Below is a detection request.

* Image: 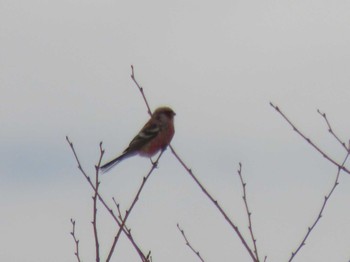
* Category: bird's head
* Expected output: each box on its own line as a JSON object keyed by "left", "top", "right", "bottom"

{"left": 153, "top": 107, "right": 176, "bottom": 123}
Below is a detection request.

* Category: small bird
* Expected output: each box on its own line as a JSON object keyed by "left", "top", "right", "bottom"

{"left": 100, "top": 106, "right": 176, "bottom": 173}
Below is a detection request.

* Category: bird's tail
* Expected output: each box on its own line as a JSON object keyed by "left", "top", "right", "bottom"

{"left": 99, "top": 152, "right": 129, "bottom": 174}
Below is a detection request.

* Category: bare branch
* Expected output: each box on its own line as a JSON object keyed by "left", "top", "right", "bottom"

{"left": 129, "top": 68, "right": 257, "bottom": 261}
{"left": 146, "top": 251, "right": 152, "bottom": 262}
{"left": 270, "top": 103, "right": 350, "bottom": 175}
{"left": 237, "top": 163, "right": 260, "bottom": 261}
{"left": 131, "top": 65, "right": 152, "bottom": 116}
{"left": 270, "top": 104, "right": 350, "bottom": 259}
{"left": 70, "top": 219, "right": 82, "bottom": 262}
{"left": 66, "top": 136, "right": 149, "bottom": 261}
{"left": 112, "top": 198, "right": 122, "bottom": 220}
{"left": 170, "top": 146, "right": 258, "bottom": 262}
{"left": 288, "top": 152, "right": 350, "bottom": 261}
{"left": 317, "top": 109, "right": 349, "bottom": 152}
{"left": 91, "top": 142, "right": 104, "bottom": 262}
{"left": 177, "top": 224, "right": 205, "bottom": 262}
{"left": 106, "top": 151, "right": 164, "bottom": 262}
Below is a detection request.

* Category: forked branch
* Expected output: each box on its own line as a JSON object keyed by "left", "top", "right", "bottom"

{"left": 171, "top": 147, "right": 258, "bottom": 261}
{"left": 106, "top": 151, "right": 164, "bottom": 262}
{"left": 66, "top": 136, "right": 150, "bottom": 261}
{"left": 270, "top": 103, "right": 350, "bottom": 175}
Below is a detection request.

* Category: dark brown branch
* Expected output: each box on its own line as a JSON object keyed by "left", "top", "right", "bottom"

{"left": 70, "top": 219, "right": 82, "bottom": 262}
{"left": 317, "top": 109, "right": 349, "bottom": 152}
{"left": 288, "top": 152, "right": 350, "bottom": 261}
{"left": 66, "top": 136, "right": 149, "bottom": 262}
{"left": 146, "top": 251, "right": 152, "bottom": 262}
{"left": 170, "top": 146, "right": 258, "bottom": 262}
{"left": 177, "top": 224, "right": 205, "bottom": 262}
{"left": 131, "top": 65, "right": 152, "bottom": 116}
{"left": 92, "top": 142, "right": 104, "bottom": 262}
{"left": 270, "top": 103, "right": 350, "bottom": 175}
{"left": 106, "top": 151, "right": 164, "bottom": 262}
{"left": 237, "top": 163, "right": 260, "bottom": 261}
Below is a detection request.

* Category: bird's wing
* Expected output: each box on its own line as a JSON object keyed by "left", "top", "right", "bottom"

{"left": 124, "top": 123, "right": 160, "bottom": 152}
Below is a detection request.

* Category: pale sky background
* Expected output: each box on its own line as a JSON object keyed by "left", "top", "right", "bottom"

{"left": 1, "top": 0, "right": 350, "bottom": 261}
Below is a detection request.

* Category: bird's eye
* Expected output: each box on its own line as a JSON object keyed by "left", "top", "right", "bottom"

{"left": 167, "top": 111, "right": 175, "bottom": 118}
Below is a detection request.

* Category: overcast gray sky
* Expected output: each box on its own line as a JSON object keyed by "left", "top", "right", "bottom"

{"left": 1, "top": 0, "right": 350, "bottom": 261}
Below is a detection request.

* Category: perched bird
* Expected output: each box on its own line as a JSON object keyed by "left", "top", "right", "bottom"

{"left": 100, "top": 106, "right": 176, "bottom": 173}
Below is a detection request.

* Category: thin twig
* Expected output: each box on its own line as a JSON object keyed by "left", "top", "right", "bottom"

{"left": 70, "top": 219, "right": 82, "bottom": 262}
{"left": 106, "top": 151, "right": 164, "bottom": 262}
{"left": 66, "top": 136, "right": 149, "bottom": 262}
{"left": 92, "top": 142, "right": 104, "bottom": 262}
{"left": 270, "top": 103, "right": 350, "bottom": 175}
{"left": 146, "top": 251, "right": 152, "bottom": 262}
{"left": 177, "top": 224, "right": 205, "bottom": 262}
{"left": 237, "top": 163, "right": 260, "bottom": 261}
{"left": 288, "top": 152, "right": 350, "bottom": 261}
{"left": 317, "top": 109, "right": 349, "bottom": 152}
{"left": 131, "top": 65, "right": 152, "bottom": 116}
{"left": 112, "top": 198, "right": 122, "bottom": 219}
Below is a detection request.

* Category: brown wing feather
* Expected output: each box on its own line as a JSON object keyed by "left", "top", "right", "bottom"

{"left": 124, "top": 123, "right": 160, "bottom": 153}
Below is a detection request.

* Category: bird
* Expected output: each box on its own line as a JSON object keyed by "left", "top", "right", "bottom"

{"left": 100, "top": 106, "right": 176, "bottom": 173}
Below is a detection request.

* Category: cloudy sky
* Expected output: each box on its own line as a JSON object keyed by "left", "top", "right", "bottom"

{"left": 1, "top": 0, "right": 350, "bottom": 261}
